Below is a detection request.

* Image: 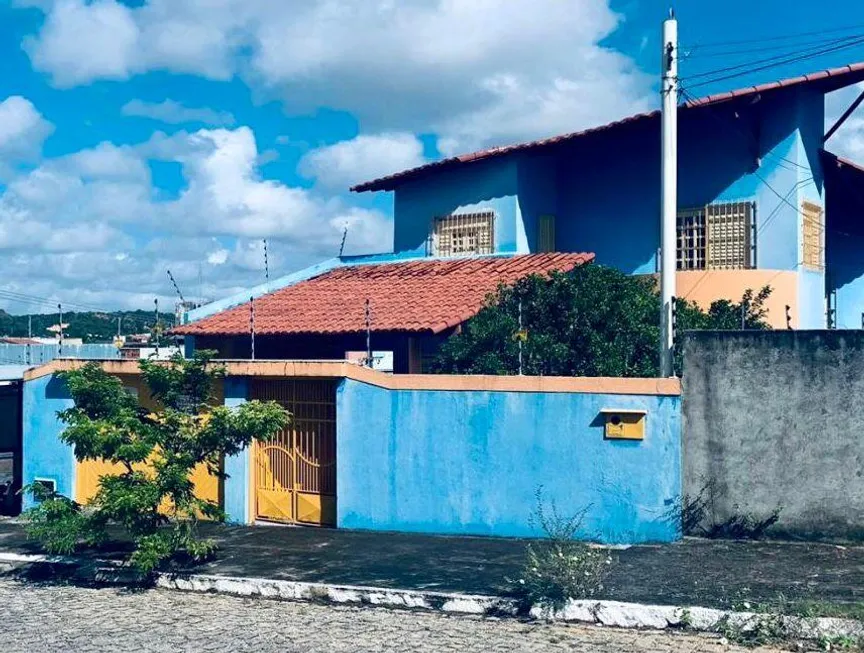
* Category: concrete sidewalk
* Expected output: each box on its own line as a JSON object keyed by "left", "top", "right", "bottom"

{"left": 1, "top": 521, "right": 862, "bottom": 611}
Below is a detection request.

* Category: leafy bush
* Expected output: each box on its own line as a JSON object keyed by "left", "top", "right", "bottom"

{"left": 432, "top": 263, "right": 772, "bottom": 377}
{"left": 24, "top": 351, "right": 290, "bottom": 573}
{"left": 511, "top": 490, "right": 613, "bottom": 612}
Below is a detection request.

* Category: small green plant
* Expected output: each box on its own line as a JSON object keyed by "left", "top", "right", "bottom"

{"left": 817, "top": 634, "right": 864, "bottom": 651}
{"left": 510, "top": 488, "right": 613, "bottom": 612}
{"left": 24, "top": 351, "right": 290, "bottom": 573}
{"left": 715, "top": 612, "right": 790, "bottom": 648}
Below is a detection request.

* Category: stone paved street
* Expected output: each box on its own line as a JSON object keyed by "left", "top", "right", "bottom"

{"left": 0, "top": 579, "right": 787, "bottom": 653}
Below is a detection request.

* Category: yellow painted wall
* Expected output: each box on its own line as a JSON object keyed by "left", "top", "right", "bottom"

{"left": 675, "top": 270, "right": 798, "bottom": 329}
{"left": 74, "top": 374, "right": 223, "bottom": 509}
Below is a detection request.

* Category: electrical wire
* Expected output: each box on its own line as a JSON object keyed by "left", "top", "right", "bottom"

{"left": 681, "top": 22, "right": 864, "bottom": 50}
{"left": 684, "top": 33, "right": 864, "bottom": 59}
{"left": 684, "top": 36, "right": 864, "bottom": 90}
{"left": 682, "top": 34, "right": 864, "bottom": 81}
{"left": 0, "top": 289, "right": 110, "bottom": 313}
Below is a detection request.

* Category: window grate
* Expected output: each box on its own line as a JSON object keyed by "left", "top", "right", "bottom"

{"left": 706, "top": 201, "right": 754, "bottom": 270}
{"left": 677, "top": 208, "right": 707, "bottom": 271}
{"left": 429, "top": 211, "right": 495, "bottom": 257}
{"left": 802, "top": 200, "right": 825, "bottom": 271}
{"left": 677, "top": 201, "right": 754, "bottom": 271}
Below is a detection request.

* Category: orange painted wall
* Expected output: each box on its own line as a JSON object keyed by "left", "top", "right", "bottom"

{"left": 675, "top": 270, "right": 799, "bottom": 328}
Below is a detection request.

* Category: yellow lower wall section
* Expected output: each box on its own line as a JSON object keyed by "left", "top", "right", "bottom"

{"left": 74, "top": 373, "right": 223, "bottom": 510}
{"left": 675, "top": 270, "right": 799, "bottom": 329}
{"left": 75, "top": 458, "right": 220, "bottom": 508}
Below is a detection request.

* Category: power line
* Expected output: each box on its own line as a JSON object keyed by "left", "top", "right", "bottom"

{"left": 684, "top": 33, "right": 864, "bottom": 59}
{"left": 682, "top": 34, "right": 864, "bottom": 81}
{"left": 0, "top": 288, "right": 110, "bottom": 313}
{"left": 684, "top": 36, "right": 864, "bottom": 89}
{"left": 681, "top": 22, "right": 864, "bottom": 50}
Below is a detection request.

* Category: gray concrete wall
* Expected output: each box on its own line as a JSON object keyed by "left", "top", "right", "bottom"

{"left": 683, "top": 330, "right": 864, "bottom": 540}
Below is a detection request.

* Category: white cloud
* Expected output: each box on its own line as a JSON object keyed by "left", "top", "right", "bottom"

{"left": 122, "top": 99, "right": 235, "bottom": 126}
{"left": 825, "top": 83, "right": 864, "bottom": 162}
{"left": 300, "top": 132, "right": 426, "bottom": 189}
{"left": 0, "top": 96, "right": 53, "bottom": 176}
{"left": 24, "top": 0, "right": 140, "bottom": 86}
{"left": 20, "top": 0, "right": 652, "bottom": 154}
{"left": 0, "top": 116, "right": 392, "bottom": 312}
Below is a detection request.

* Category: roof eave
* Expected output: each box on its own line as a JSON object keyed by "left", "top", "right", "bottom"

{"left": 351, "top": 62, "right": 864, "bottom": 194}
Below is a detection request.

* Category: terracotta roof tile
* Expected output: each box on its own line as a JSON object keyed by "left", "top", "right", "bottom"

{"left": 174, "top": 253, "right": 594, "bottom": 337}
{"left": 352, "top": 62, "right": 864, "bottom": 193}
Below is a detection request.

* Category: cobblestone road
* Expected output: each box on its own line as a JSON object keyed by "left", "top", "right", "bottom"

{"left": 0, "top": 579, "right": 784, "bottom": 652}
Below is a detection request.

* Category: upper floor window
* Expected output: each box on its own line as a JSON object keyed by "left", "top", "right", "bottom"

{"left": 802, "top": 200, "right": 825, "bottom": 271}
{"left": 429, "top": 211, "right": 495, "bottom": 257}
{"left": 537, "top": 215, "right": 556, "bottom": 253}
{"left": 677, "top": 201, "right": 755, "bottom": 271}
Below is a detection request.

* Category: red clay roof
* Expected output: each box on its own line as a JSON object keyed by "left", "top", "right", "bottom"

{"left": 174, "top": 253, "right": 594, "bottom": 337}
{"left": 352, "top": 62, "right": 864, "bottom": 193}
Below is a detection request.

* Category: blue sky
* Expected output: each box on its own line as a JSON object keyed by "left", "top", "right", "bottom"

{"left": 0, "top": 0, "right": 863, "bottom": 314}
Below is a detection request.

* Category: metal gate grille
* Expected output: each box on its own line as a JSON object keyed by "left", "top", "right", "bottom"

{"left": 251, "top": 379, "right": 337, "bottom": 526}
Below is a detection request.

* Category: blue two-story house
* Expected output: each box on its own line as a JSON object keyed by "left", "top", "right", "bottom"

{"left": 350, "top": 62, "right": 864, "bottom": 331}
{"left": 180, "top": 62, "right": 864, "bottom": 369}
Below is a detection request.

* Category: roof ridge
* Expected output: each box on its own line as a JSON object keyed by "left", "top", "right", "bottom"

{"left": 352, "top": 62, "right": 864, "bottom": 193}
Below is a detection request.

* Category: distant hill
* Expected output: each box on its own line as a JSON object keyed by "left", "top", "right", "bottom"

{"left": 0, "top": 310, "right": 176, "bottom": 344}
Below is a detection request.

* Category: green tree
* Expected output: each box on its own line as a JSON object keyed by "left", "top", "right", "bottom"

{"left": 24, "top": 351, "right": 290, "bottom": 572}
{"left": 433, "top": 264, "right": 771, "bottom": 377}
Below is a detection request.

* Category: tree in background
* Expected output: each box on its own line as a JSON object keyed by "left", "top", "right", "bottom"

{"left": 432, "top": 264, "right": 771, "bottom": 377}
{"left": 25, "top": 351, "right": 289, "bottom": 572}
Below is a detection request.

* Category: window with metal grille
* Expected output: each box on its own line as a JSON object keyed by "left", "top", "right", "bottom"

{"left": 677, "top": 201, "right": 755, "bottom": 271}
{"left": 429, "top": 211, "right": 495, "bottom": 257}
{"left": 537, "top": 215, "right": 556, "bottom": 252}
{"left": 802, "top": 200, "right": 824, "bottom": 271}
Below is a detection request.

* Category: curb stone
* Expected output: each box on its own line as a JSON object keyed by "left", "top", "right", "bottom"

{"left": 1, "top": 552, "right": 862, "bottom": 642}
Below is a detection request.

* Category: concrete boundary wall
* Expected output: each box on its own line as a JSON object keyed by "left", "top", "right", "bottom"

{"left": 683, "top": 330, "right": 864, "bottom": 539}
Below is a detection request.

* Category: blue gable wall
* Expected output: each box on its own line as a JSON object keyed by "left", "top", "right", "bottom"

{"left": 337, "top": 378, "right": 681, "bottom": 544}
{"left": 393, "top": 158, "right": 519, "bottom": 256}
{"left": 22, "top": 374, "right": 75, "bottom": 510}
{"left": 552, "top": 90, "right": 813, "bottom": 275}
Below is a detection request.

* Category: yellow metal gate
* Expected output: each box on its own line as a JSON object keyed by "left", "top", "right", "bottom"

{"left": 251, "top": 379, "right": 337, "bottom": 527}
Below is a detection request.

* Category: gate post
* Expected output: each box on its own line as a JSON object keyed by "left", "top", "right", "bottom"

{"left": 223, "top": 376, "right": 252, "bottom": 524}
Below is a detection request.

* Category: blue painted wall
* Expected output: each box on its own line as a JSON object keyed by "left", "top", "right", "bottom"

{"left": 553, "top": 91, "right": 811, "bottom": 275}
{"left": 223, "top": 377, "right": 250, "bottom": 524}
{"left": 517, "top": 154, "right": 559, "bottom": 253}
{"left": 829, "top": 234, "right": 864, "bottom": 329}
{"left": 799, "top": 269, "right": 827, "bottom": 329}
{"left": 393, "top": 158, "right": 519, "bottom": 256}
{"left": 336, "top": 379, "right": 681, "bottom": 543}
{"left": 21, "top": 374, "right": 75, "bottom": 510}
{"left": 826, "top": 158, "right": 864, "bottom": 329}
